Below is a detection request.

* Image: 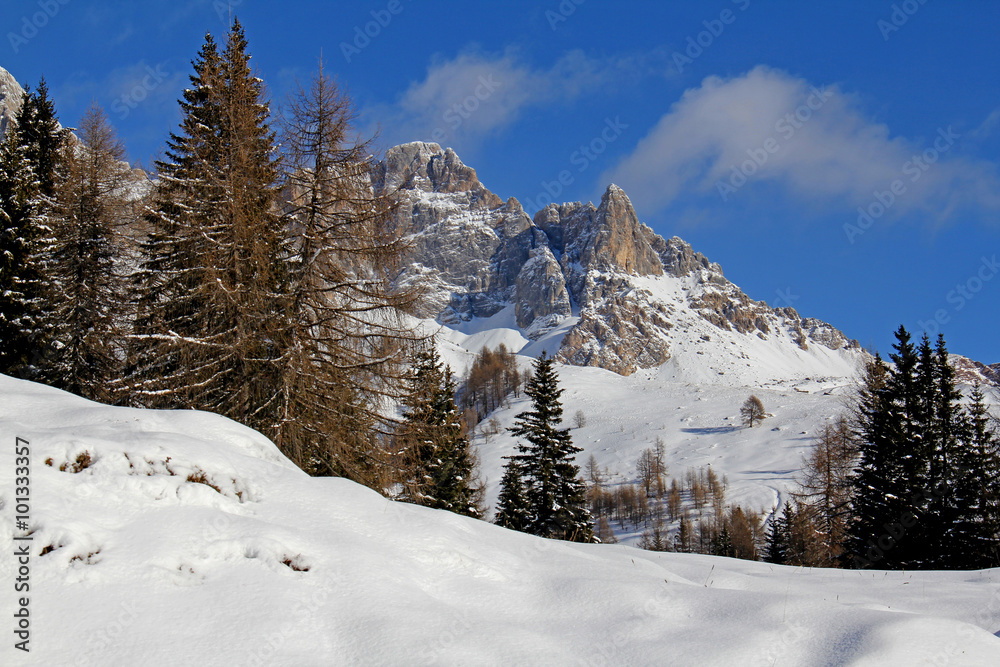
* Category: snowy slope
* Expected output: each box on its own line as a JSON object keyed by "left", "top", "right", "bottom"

{"left": 5, "top": 377, "right": 999, "bottom": 666}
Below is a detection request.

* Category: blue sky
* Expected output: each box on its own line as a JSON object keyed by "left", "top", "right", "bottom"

{"left": 3, "top": 0, "right": 999, "bottom": 362}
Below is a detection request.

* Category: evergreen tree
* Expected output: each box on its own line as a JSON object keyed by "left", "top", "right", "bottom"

{"left": 508, "top": 352, "right": 593, "bottom": 542}
{"left": 954, "top": 384, "right": 1000, "bottom": 568}
{"left": 131, "top": 21, "right": 286, "bottom": 436}
{"left": 37, "top": 104, "right": 132, "bottom": 402}
{"left": 765, "top": 501, "right": 793, "bottom": 564}
{"left": 396, "top": 345, "right": 482, "bottom": 518}
{"left": 0, "top": 102, "right": 42, "bottom": 376}
{"left": 919, "top": 335, "right": 966, "bottom": 566}
{"left": 849, "top": 329, "right": 924, "bottom": 568}
{"left": 712, "top": 525, "right": 734, "bottom": 558}
{"left": 0, "top": 82, "right": 67, "bottom": 379}
{"left": 494, "top": 459, "right": 531, "bottom": 532}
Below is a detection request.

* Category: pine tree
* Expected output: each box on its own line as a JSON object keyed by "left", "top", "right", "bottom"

{"left": 131, "top": 21, "right": 286, "bottom": 436}
{"left": 765, "top": 501, "right": 793, "bottom": 564}
{"left": 508, "top": 352, "right": 593, "bottom": 542}
{"left": 494, "top": 459, "right": 531, "bottom": 532}
{"left": 0, "top": 82, "right": 67, "bottom": 379}
{"left": 37, "top": 104, "right": 132, "bottom": 402}
{"left": 849, "top": 328, "right": 924, "bottom": 569}
{"left": 954, "top": 384, "right": 1000, "bottom": 568}
{"left": 0, "top": 102, "right": 41, "bottom": 376}
{"left": 396, "top": 345, "right": 482, "bottom": 518}
{"left": 274, "top": 59, "right": 417, "bottom": 483}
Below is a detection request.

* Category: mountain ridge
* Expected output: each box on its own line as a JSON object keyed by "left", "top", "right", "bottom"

{"left": 381, "top": 141, "right": 864, "bottom": 378}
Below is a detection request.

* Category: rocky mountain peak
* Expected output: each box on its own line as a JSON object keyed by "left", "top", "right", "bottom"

{"left": 381, "top": 143, "right": 863, "bottom": 376}
{"left": 380, "top": 141, "right": 501, "bottom": 210}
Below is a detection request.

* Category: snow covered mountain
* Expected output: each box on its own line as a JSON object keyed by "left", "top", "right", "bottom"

{"left": 380, "top": 141, "right": 863, "bottom": 379}
{"left": 380, "top": 142, "right": 1000, "bottom": 533}
{"left": 3, "top": 375, "right": 999, "bottom": 665}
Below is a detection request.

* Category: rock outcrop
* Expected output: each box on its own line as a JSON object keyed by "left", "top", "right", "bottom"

{"left": 0, "top": 65, "right": 25, "bottom": 138}
{"left": 380, "top": 141, "right": 861, "bottom": 376}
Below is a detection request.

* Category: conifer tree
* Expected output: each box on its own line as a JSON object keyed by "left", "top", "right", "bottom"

{"left": 0, "top": 82, "right": 67, "bottom": 379}
{"left": 131, "top": 21, "right": 286, "bottom": 436}
{"left": 919, "top": 335, "right": 966, "bottom": 566}
{"left": 954, "top": 384, "right": 1000, "bottom": 568}
{"left": 765, "top": 502, "right": 793, "bottom": 564}
{"left": 494, "top": 459, "right": 531, "bottom": 532}
{"left": 274, "top": 59, "right": 416, "bottom": 483}
{"left": 793, "top": 416, "right": 856, "bottom": 566}
{"left": 0, "top": 100, "right": 42, "bottom": 376}
{"left": 849, "top": 329, "right": 922, "bottom": 569}
{"left": 508, "top": 352, "right": 593, "bottom": 542}
{"left": 396, "top": 344, "right": 483, "bottom": 517}
{"left": 38, "top": 104, "right": 132, "bottom": 402}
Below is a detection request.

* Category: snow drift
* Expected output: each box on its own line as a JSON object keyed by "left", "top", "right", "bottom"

{"left": 1, "top": 374, "right": 998, "bottom": 666}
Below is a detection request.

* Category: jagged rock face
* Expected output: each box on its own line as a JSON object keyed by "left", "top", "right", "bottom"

{"left": 515, "top": 246, "right": 571, "bottom": 333}
{"left": 951, "top": 356, "right": 1000, "bottom": 389}
{"left": 384, "top": 143, "right": 564, "bottom": 327}
{"left": 381, "top": 142, "right": 862, "bottom": 376}
{"left": 557, "top": 288, "right": 673, "bottom": 375}
{"left": 0, "top": 65, "right": 25, "bottom": 138}
{"left": 650, "top": 234, "right": 722, "bottom": 278}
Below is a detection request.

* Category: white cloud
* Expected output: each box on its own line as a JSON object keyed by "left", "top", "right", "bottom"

{"left": 367, "top": 48, "right": 654, "bottom": 151}
{"left": 602, "top": 65, "right": 1000, "bottom": 221}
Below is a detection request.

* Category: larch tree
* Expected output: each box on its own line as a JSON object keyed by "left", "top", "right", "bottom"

{"left": 275, "top": 59, "right": 417, "bottom": 484}
{"left": 740, "top": 395, "right": 765, "bottom": 428}
{"left": 37, "top": 104, "right": 132, "bottom": 402}
{"left": 792, "top": 416, "right": 856, "bottom": 567}
{"left": 131, "top": 20, "right": 287, "bottom": 437}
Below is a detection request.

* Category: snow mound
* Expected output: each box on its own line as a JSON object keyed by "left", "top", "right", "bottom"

{"left": 2, "top": 375, "right": 998, "bottom": 665}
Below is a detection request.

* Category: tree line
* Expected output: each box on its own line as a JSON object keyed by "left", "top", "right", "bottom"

{"left": 769, "top": 326, "right": 1000, "bottom": 570}
{"left": 0, "top": 20, "right": 487, "bottom": 518}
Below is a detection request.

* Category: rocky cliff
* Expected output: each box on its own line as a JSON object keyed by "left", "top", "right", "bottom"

{"left": 380, "top": 142, "right": 862, "bottom": 376}
{"left": 0, "top": 65, "right": 24, "bottom": 138}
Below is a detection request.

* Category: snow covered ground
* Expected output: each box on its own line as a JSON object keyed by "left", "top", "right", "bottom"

{"left": 430, "top": 303, "right": 999, "bottom": 548}
{"left": 2, "top": 374, "right": 999, "bottom": 665}
{"left": 432, "top": 310, "right": 864, "bottom": 535}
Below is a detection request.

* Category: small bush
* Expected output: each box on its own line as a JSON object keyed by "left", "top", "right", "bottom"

{"left": 186, "top": 470, "right": 222, "bottom": 493}
{"left": 60, "top": 451, "right": 93, "bottom": 473}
